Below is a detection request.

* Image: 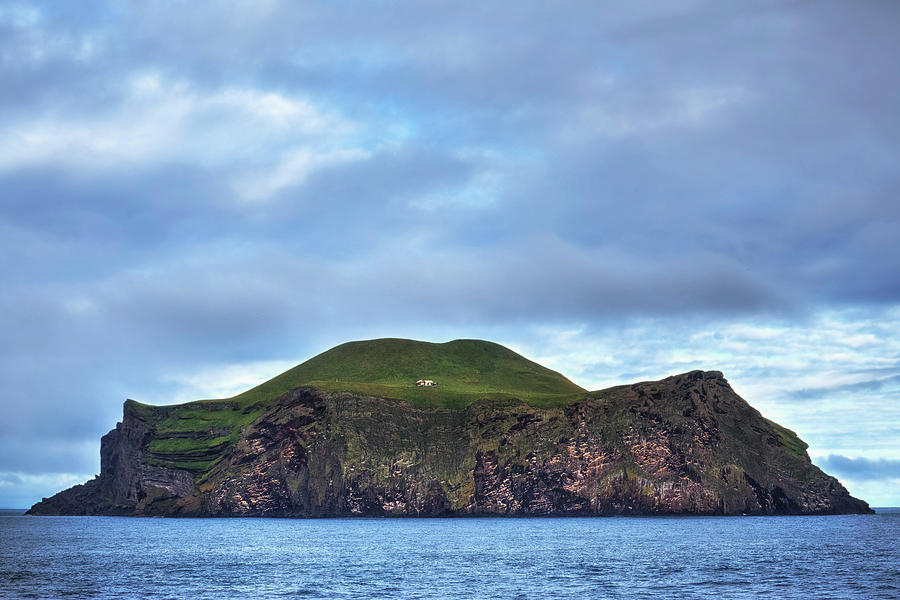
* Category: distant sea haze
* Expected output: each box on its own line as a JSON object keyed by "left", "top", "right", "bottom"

{"left": 2, "top": 510, "right": 898, "bottom": 599}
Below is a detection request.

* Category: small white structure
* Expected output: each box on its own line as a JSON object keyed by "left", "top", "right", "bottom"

{"left": 415, "top": 379, "right": 437, "bottom": 386}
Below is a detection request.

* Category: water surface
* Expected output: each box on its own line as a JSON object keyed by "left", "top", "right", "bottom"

{"left": 2, "top": 509, "right": 898, "bottom": 599}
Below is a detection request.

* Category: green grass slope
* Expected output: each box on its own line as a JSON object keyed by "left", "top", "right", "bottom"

{"left": 133, "top": 339, "right": 587, "bottom": 474}
{"left": 234, "top": 338, "right": 586, "bottom": 409}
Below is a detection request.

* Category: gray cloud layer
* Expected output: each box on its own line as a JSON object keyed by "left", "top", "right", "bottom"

{"left": 815, "top": 455, "right": 900, "bottom": 482}
{"left": 791, "top": 374, "right": 900, "bottom": 401}
{"left": 2, "top": 1, "right": 899, "bottom": 505}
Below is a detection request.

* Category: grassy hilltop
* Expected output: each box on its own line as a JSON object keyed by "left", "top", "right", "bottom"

{"left": 132, "top": 338, "right": 587, "bottom": 474}
{"left": 233, "top": 338, "right": 586, "bottom": 408}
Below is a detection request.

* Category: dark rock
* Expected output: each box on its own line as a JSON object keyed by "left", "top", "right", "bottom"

{"left": 28, "top": 374, "right": 873, "bottom": 517}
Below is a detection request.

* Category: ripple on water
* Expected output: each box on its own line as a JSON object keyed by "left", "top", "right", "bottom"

{"left": 0, "top": 513, "right": 898, "bottom": 599}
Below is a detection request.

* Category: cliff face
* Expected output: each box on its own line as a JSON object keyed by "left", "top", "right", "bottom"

{"left": 28, "top": 370, "right": 871, "bottom": 516}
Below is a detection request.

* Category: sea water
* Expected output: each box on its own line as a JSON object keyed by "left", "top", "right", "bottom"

{"left": 1, "top": 509, "right": 898, "bottom": 599}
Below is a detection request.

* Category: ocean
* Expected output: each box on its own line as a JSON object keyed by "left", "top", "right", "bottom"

{"left": 2, "top": 509, "right": 898, "bottom": 599}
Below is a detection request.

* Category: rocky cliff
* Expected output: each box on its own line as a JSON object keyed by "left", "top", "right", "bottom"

{"left": 28, "top": 368, "right": 871, "bottom": 516}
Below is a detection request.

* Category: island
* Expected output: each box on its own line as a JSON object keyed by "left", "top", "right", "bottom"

{"left": 28, "top": 338, "right": 872, "bottom": 516}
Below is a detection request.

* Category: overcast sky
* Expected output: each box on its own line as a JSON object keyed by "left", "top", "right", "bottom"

{"left": 2, "top": 1, "right": 899, "bottom": 508}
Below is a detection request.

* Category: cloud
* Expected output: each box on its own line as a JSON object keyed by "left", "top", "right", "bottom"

{"left": 1, "top": 0, "right": 900, "bottom": 507}
{"left": 158, "top": 360, "right": 297, "bottom": 405}
{"left": 565, "top": 84, "right": 750, "bottom": 141}
{"left": 0, "top": 473, "right": 23, "bottom": 485}
{"left": 0, "top": 71, "right": 358, "bottom": 174}
{"left": 813, "top": 455, "right": 900, "bottom": 482}
{"left": 0, "top": 437, "right": 99, "bottom": 474}
{"left": 790, "top": 375, "right": 900, "bottom": 400}
{"left": 233, "top": 147, "right": 370, "bottom": 202}
{"left": 0, "top": 471, "right": 95, "bottom": 509}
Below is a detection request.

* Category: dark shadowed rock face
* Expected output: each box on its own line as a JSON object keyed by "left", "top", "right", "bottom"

{"left": 28, "top": 371, "right": 872, "bottom": 516}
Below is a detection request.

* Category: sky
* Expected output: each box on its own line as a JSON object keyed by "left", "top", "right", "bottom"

{"left": 1, "top": 0, "right": 899, "bottom": 508}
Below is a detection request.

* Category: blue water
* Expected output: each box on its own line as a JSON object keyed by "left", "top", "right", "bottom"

{"left": 2, "top": 510, "right": 898, "bottom": 599}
